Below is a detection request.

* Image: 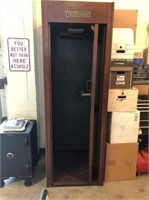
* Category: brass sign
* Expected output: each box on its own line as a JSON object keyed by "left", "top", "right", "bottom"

{"left": 65, "top": 11, "right": 91, "bottom": 18}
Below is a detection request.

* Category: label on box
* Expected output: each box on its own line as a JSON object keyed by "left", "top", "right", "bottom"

{"left": 117, "top": 75, "right": 125, "bottom": 81}
{"left": 116, "top": 75, "right": 125, "bottom": 85}
{"left": 116, "top": 81, "right": 125, "bottom": 85}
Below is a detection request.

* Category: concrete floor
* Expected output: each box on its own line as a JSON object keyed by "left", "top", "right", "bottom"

{"left": 0, "top": 154, "right": 149, "bottom": 200}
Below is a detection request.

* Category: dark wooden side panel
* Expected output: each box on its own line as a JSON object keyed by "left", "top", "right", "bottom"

{"left": 42, "top": 16, "right": 53, "bottom": 186}
{"left": 97, "top": 11, "right": 114, "bottom": 185}
{"left": 89, "top": 24, "right": 99, "bottom": 183}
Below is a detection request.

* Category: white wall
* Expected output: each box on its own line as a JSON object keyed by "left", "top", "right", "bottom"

{"left": 0, "top": 0, "right": 37, "bottom": 119}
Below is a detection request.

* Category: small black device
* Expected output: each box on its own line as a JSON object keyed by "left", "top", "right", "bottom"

{"left": 133, "top": 64, "right": 149, "bottom": 84}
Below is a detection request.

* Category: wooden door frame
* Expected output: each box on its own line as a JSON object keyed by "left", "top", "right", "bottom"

{"left": 42, "top": 0, "right": 114, "bottom": 187}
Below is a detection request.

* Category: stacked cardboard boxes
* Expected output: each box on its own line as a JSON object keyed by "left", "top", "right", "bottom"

{"left": 105, "top": 87, "right": 139, "bottom": 181}
{"left": 105, "top": 15, "right": 140, "bottom": 181}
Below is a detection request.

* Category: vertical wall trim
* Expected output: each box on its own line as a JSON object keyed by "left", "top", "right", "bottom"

{"left": 32, "top": 0, "right": 45, "bottom": 148}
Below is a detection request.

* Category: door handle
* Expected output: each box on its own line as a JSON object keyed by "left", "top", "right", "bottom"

{"left": 80, "top": 93, "right": 91, "bottom": 96}
{"left": 78, "top": 80, "right": 91, "bottom": 97}
{"left": 78, "top": 88, "right": 91, "bottom": 97}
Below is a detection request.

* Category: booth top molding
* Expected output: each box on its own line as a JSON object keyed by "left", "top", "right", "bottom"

{"left": 42, "top": 1, "right": 114, "bottom": 24}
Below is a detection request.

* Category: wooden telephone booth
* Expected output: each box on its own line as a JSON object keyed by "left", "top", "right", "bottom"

{"left": 42, "top": 0, "right": 114, "bottom": 187}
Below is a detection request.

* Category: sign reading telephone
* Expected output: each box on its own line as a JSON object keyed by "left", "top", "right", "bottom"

{"left": 7, "top": 38, "right": 30, "bottom": 72}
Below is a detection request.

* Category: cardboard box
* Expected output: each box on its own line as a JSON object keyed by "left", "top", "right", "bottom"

{"left": 108, "top": 88, "right": 138, "bottom": 112}
{"left": 105, "top": 143, "right": 138, "bottom": 181}
{"left": 107, "top": 110, "right": 140, "bottom": 143}
{"left": 110, "top": 66, "right": 133, "bottom": 89}
{"left": 113, "top": 10, "right": 138, "bottom": 42}
{"left": 134, "top": 85, "right": 149, "bottom": 95}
